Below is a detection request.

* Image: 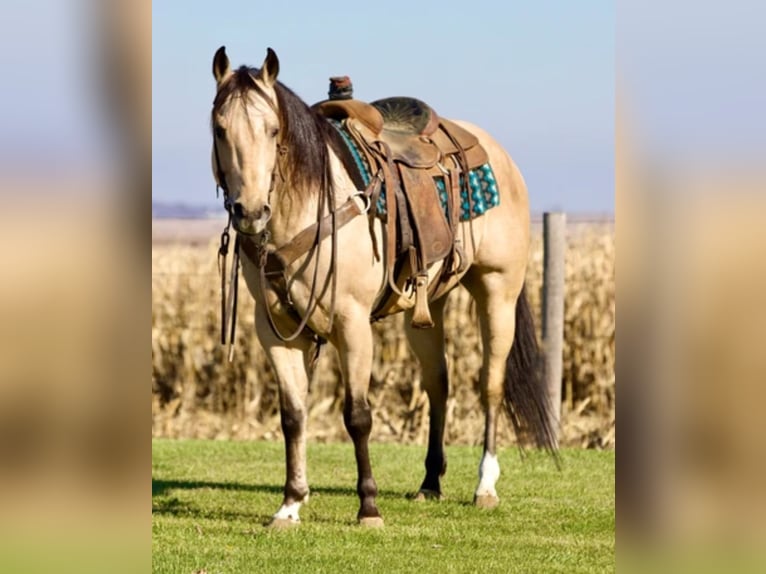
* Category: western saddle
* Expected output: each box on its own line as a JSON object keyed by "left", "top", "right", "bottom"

{"left": 314, "top": 94, "right": 490, "bottom": 328}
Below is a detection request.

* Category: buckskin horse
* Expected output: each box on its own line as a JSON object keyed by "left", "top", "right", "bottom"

{"left": 210, "top": 47, "right": 557, "bottom": 527}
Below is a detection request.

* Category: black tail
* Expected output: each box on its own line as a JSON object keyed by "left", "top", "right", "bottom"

{"left": 505, "top": 284, "right": 561, "bottom": 463}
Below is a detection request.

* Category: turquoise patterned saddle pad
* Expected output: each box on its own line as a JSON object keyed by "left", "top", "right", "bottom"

{"left": 330, "top": 119, "right": 500, "bottom": 222}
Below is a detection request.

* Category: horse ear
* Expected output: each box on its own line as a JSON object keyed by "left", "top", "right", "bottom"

{"left": 213, "top": 46, "right": 231, "bottom": 85}
{"left": 258, "top": 47, "right": 280, "bottom": 87}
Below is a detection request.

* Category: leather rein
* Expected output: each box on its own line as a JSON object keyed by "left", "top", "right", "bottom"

{"left": 214, "top": 111, "right": 378, "bottom": 358}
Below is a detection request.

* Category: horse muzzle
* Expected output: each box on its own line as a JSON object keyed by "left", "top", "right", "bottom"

{"left": 231, "top": 201, "right": 272, "bottom": 235}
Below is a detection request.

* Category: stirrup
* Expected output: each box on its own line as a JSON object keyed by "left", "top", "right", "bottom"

{"left": 411, "top": 272, "right": 434, "bottom": 329}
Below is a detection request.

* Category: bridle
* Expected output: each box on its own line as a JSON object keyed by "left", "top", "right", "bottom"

{"left": 212, "top": 85, "right": 285, "bottom": 219}
{"left": 213, "top": 82, "right": 377, "bottom": 358}
{"left": 212, "top": 84, "right": 287, "bottom": 358}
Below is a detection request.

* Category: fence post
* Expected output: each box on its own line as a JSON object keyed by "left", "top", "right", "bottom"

{"left": 542, "top": 212, "right": 566, "bottom": 445}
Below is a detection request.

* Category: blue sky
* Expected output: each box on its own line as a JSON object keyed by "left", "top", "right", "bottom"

{"left": 153, "top": 0, "right": 614, "bottom": 213}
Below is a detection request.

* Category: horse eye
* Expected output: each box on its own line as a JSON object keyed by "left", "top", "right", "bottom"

{"left": 269, "top": 127, "right": 279, "bottom": 139}
{"left": 214, "top": 125, "right": 226, "bottom": 139}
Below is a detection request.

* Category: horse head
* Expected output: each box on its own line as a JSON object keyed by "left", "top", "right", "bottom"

{"left": 211, "top": 46, "right": 282, "bottom": 235}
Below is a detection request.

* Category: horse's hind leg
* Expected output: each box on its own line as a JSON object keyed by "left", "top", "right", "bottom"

{"left": 405, "top": 297, "right": 449, "bottom": 500}
{"left": 255, "top": 312, "right": 313, "bottom": 527}
{"left": 462, "top": 269, "right": 521, "bottom": 508}
{"left": 335, "top": 307, "right": 383, "bottom": 526}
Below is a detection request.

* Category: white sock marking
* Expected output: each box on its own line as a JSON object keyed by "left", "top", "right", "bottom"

{"left": 475, "top": 452, "right": 500, "bottom": 497}
{"left": 273, "top": 501, "right": 302, "bottom": 522}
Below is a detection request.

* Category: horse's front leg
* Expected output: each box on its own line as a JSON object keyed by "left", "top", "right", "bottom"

{"left": 335, "top": 308, "right": 383, "bottom": 526}
{"left": 255, "top": 310, "right": 313, "bottom": 527}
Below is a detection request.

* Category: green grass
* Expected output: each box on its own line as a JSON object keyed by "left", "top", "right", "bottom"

{"left": 152, "top": 440, "right": 614, "bottom": 573}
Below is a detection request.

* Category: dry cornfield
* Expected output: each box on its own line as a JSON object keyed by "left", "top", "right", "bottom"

{"left": 152, "top": 221, "right": 614, "bottom": 448}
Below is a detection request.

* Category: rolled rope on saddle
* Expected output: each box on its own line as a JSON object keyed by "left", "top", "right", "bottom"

{"left": 328, "top": 76, "right": 353, "bottom": 100}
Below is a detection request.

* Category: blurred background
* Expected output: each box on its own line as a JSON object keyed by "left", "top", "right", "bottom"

{"left": 618, "top": 1, "right": 766, "bottom": 571}
{"left": 0, "top": 0, "right": 149, "bottom": 572}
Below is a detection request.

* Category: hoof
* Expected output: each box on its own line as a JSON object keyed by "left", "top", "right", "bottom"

{"left": 266, "top": 517, "right": 300, "bottom": 529}
{"left": 358, "top": 516, "right": 384, "bottom": 528}
{"left": 414, "top": 489, "right": 442, "bottom": 502}
{"left": 473, "top": 494, "right": 500, "bottom": 509}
